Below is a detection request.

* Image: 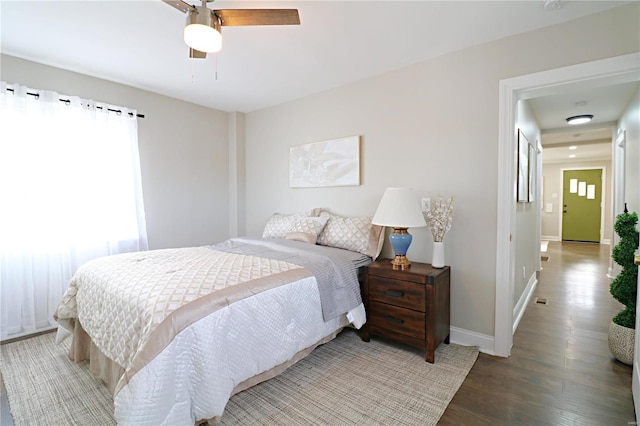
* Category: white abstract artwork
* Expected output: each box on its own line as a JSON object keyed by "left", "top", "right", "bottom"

{"left": 289, "top": 135, "right": 360, "bottom": 188}
{"left": 517, "top": 129, "right": 529, "bottom": 202}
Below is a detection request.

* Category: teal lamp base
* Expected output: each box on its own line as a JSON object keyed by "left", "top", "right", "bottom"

{"left": 389, "top": 227, "right": 413, "bottom": 270}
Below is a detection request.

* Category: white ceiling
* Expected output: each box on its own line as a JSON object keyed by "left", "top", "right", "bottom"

{"left": 0, "top": 0, "right": 632, "bottom": 113}
{"left": 531, "top": 80, "right": 639, "bottom": 163}
{"left": 531, "top": 81, "right": 638, "bottom": 135}
{"left": 542, "top": 142, "right": 613, "bottom": 163}
{"left": 2, "top": 1, "right": 636, "bottom": 164}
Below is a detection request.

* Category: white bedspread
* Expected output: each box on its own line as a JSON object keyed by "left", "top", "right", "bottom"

{"left": 54, "top": 239, "right": 368, "bottom": 425}
{"left": 56, "top": 247, "right": 305, "bottom": 374}
{"left": 116, "top": 276, "right": 361, "bottom": 424}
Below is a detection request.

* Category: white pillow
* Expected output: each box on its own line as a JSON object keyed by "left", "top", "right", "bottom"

{"left": 316, "top": 211, "right": 384, "bottom": 258}
{"left": 285, "top": 216, "right": 329, "bottom": 244}
{"left": 262, "top": 209, "right": 321, "bottom": 239}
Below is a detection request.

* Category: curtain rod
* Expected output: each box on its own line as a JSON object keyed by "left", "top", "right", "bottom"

{"left": 5, "top": 88, "right": 145, "bottom": 118}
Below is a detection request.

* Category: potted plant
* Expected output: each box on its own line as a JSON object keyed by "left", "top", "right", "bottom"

{"left": 608, "top": 207, "right": 639, "bottom": 365}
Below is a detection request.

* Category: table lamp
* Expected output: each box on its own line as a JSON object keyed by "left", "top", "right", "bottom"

{"left": 371, "top": 187, "right": 426, "bottom": 270}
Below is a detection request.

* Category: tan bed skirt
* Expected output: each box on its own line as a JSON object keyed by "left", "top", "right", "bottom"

{"left": 68, "top": 319, "right": 344, "bottom": 422}
{"left": 68, "top": 320, "right": 125, "bottom": 396}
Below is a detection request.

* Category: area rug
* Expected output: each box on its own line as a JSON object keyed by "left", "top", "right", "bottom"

{"left": 1, "top": 329, "right": 478, "bottom": 425}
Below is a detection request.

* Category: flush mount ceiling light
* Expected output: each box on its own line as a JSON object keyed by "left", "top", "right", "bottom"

{"left": 566, "top": 114, "right": 594, "bottom": 125}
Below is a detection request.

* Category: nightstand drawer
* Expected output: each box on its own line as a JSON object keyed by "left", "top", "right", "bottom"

{"left": 369, "top": 276, "right": 425, "bottom": 311}
{"left": 367, "top": 301, "right": 425, "bottom": 340}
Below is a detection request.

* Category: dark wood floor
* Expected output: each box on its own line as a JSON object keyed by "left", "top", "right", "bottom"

{"left": 439, "top": 241, "right": 635, "bottom": 425}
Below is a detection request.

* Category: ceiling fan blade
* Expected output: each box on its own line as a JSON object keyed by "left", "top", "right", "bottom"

{"left": 162, "top": 0, "right": 195, "bottom": 14}
{"left": 214, "top": 9, "right": 300, "bottom": 26}
{"left": 189, "top": 48, "right": 207, "bottom": 59}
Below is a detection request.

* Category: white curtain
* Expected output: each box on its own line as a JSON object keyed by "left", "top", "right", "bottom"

{"left": 0, "top": 82, "right": 148, "bottom": 340}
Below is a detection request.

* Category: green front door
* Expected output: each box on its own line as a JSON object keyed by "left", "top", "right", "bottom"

{"left": 562, "top": 169, "right": 602, "bottom": 242}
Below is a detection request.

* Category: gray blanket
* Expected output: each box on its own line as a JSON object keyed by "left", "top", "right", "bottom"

{"left": 210, "top": 237, "right": 369, "bottom": 322}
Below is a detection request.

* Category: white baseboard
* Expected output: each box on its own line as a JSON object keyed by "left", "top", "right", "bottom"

{"left": 1, "top": 325, "right": 56, "bottom": 342}
{"left": 513, "top": 274, "right": 538, "bottom": 334}
{"left": 541, "top": 236, "right": 611, "bottom": 245}
{"left": 450, "top": 326, "right": 496, "bottom": 356}
{"left": 608, "top": 263, "right": 621, "bottom": 280}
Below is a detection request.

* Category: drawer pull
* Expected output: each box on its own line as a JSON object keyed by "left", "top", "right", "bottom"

{"left": 384, "top": 315, "right": 404, "bottom": 325}
{"left": 384, "top": 289, "right": 404, "bottom": 298}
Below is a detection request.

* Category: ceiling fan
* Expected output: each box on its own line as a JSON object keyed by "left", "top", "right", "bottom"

{"left": 162, "top": 0, "right": 300, "bottom": 58}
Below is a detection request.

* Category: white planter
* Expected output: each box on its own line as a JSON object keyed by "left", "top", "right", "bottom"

{"left": 608, "top": 321, "right": 635, "bottom": 365}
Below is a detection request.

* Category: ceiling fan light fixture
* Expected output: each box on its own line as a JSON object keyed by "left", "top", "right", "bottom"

{"left": 566, "top": 114, "right": 593, "bottom": 125}
{"left": 184, "top": 7, "right": 222, "bottom": 53}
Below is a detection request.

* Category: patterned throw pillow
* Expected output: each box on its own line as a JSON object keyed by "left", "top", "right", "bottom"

{"left": 285, "top": 216, "right": 329, "bottom": 244}
{"left": 316, "top": 211, "right": 384, "bottom": 258}
{"left": 262, "top": 209, "right": 321, "bottom": 239}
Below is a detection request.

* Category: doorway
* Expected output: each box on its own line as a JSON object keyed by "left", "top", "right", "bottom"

{"left": 561, "top": 169, "right": 603, "bottom": 242}
{"left": 494, "top": 52, "right": 639, "bottom": 357}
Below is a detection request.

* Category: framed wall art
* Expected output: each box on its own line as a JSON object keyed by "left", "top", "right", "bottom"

{"left": 517, "top": 129, "right": 529, "bottom": 202}
{"left": 289, "top": 135, "right": 360, "bottom": 188}
{"left": 528, "top": 141, "right": 536, "bottom": 202}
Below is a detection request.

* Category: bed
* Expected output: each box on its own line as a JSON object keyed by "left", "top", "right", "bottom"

{"left": 54, "top": 211, "right": 383, "bottom": 425}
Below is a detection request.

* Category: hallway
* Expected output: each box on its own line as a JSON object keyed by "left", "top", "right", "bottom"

{"left": 440, "top": 242, "right": 635, "bottom": 424}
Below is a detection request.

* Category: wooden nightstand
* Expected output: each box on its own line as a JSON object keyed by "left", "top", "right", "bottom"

{"left": 359, "top": 259, "right": 450, "bottom": 363}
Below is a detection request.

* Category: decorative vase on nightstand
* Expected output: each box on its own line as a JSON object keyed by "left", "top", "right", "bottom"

{"left": 432, "top": 241, "right": 445, "bottom": 268}
{"left": 425, "top": 195, "right": 454, "bottom": 269}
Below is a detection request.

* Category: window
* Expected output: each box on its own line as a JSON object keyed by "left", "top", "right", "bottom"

{"left": 0, "top": 82, "right": 148, "bottom": 340}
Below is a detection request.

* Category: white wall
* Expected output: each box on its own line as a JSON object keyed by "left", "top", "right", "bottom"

{"left": 541, "top": 159, "right": 613, "bottom": 241}
{"left": 514, "top": 100, "right": 540, "bottom": 308}
{"left": 619, "top": 86, "right": 640, "bottom": 425}
{"left": 0, "top": 55, "right": 231, "bottom": 250}
{"left": 229, "top": 112, "right": 246, "bottom": 237}
{"left": 243, "top": 4, "right": 640, "bottom": 339}
{"left": 619, "top": 87, "right": 640, "bottom": 213}
{"left": 608, "top": 87, "right": 639, "bottom": 278}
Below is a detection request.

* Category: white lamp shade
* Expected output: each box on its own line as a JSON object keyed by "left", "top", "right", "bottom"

{"left": 371, "top": 187, "right": 426, "bottom": 228}
{"left": 184, "top": 24, "right": 222, "bottom": 53}
{"left": 184, "top": 7, "right": 222, "bottom": 53}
